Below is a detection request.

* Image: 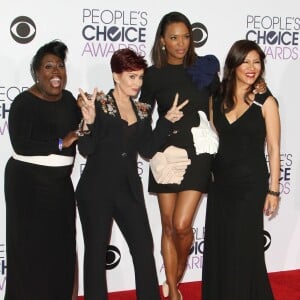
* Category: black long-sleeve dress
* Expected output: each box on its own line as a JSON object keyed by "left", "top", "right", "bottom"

{"left": 140, "top": 55, "right": 220, "bottom": 193}
{"left": 202, "top": 92, "right": 275, "bottom": 300}
{"left": 75, "top": 90, "right": 172, "bottom": 300}
{"left": 4, "top": 90, "right": 81, "bottom": 300}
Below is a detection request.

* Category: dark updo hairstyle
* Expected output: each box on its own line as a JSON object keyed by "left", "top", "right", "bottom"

{"left": 110, "top": 48, "right": 147, "bottom": 74}
{"left": 221, "top": 39, "right": 266, "bottom": 112}
{"left": 30, "top": 40, "right": 68, "bottom": 82}
{"left": 151, "top": 11, "right": 197, "bottom": 68}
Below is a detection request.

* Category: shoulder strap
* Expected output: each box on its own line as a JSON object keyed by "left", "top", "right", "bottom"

{"left": 253, "top": 89, "right": 273, "bottom": 106}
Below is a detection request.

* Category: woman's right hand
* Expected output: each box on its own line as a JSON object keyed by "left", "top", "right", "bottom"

{"left": 62, "top": 130, "right": 79, "bottom": 149}
{"left": 78, "top": 88, "right": 98, "bottom": 124}
{"left": 165, "top": 93, "right": 189, "bottom": 123}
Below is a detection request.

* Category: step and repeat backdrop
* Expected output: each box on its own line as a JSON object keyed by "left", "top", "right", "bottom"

{"left": 0, "top": 0, "right": 299, "bottom": 296}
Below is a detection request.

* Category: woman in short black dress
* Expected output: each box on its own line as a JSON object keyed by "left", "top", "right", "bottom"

{"left": 140, "top": 11, "right": 220, "bottom": 300}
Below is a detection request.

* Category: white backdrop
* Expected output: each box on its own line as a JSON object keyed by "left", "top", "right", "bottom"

{"left": 1, "top": 0, "right": 299, "bottom": 296}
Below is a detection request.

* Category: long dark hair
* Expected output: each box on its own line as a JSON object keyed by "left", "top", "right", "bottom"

{"left": 30, "top": 40, "right": 68, "bottom": 82}
{"left": 151, "top": 11, "right": 197, "bottom": 68}
{"left": 220, "top": 39, "right": 266, "bottom": 112}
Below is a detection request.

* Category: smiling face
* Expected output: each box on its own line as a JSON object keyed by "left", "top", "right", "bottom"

{"left": 235, "top": 50, "right": 262, "bottom": 88}
{"left": 160, "top": 22, "right": 191, "bottom": 65}
{"left": 113, "top": 69, "right": 144, "bottom": 98}
{"left": 35, "top": 54, "right": 67, "bottom": 101}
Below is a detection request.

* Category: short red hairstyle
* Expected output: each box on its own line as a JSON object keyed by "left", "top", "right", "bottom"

{"left": 110, "top": 48, "right": 147, "bottom": 73}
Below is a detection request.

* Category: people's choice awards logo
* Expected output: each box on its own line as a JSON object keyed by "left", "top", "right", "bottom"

{"left": 278, "top": 153, "right": 292, "bottom": 195}
{"left": 10, "top": 16, "right": 36, "bottom": 44}
{"left": 266, "top": 153, "right": 292, "bottom": 195}
{"left": 187, "top": 226, "right": 205, "bottom": 270}
{"left": 160, "top": 226, "right": 205, "bottom": 273}
{"left": 0, "top": 86, "right": 28, "bottom": 137}
{"left": 0, "top": 243, "right": 6, "bottom": 292}
{"left": 192, "top": 22, "right": 208, "bottom": 48}
{"left": 246, "top": 15, "right": 300, "bottom": 60}
{"left": 81, "top": 9, "right": 148, "bottom": 57}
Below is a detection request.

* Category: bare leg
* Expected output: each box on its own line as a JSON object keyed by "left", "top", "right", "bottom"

{"left": 158, "top": 191, "right": 202, "bottom": 300}
{"left": 173, "top": 190, "right": 202, "bottom": 282}
{"left": 158, "top": 193, "right": 179, "bottom": 300}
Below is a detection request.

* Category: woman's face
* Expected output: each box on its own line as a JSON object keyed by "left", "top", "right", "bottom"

{"left": 235, "top": 50, "right": 262, "bottom": 87}
{"left": 160, "top": 22, "right": 191, "bottom": 65}
{"left": 114, "top": 69, "right": 144, "bottom": 98}
{"left": 35, "top": 54, "right": 67, "bottom": 101}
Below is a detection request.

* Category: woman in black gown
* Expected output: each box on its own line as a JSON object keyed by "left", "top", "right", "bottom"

{"left": 75, "top": 48, "right": 188, "bottom": 300}
{"left": 4, "top": 40, "right": 81, "bottom": 300}
{"left": 202, "top": 39, "right": 280, "bottom": 300}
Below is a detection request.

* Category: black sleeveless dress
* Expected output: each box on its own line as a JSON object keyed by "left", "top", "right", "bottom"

{"left": 202, "top": 91, "right": 275, "bottom": 300}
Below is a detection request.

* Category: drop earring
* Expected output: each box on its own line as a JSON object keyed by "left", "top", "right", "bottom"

{"left": 162, "top": 45, "right": 165, "bottom": 51}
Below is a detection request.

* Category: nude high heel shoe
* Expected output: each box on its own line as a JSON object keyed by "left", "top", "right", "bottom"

{"left": 162, "top": 281, "right": 182, "bottom": 300}
{"left": 162, "top": 281, "right": 169, "bottom": 298}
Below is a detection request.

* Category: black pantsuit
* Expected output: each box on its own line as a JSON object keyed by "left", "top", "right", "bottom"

{"left": 76, "top": 90, "right": 172, "bottom": 300}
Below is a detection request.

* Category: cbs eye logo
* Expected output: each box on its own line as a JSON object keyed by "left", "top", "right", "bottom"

{"left": 106, "top": 245, "right": 121, "bottom": 270}
{"left": 10, "top": 16, "right": 36, "bottom": 44}
{"left": 263, "top": 230, "right": 271, "bottom": 251}
{"left": 192, "top": 22, "right": 208, "bottom": 48}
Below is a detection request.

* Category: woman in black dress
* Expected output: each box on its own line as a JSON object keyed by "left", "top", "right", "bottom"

{"left": 4, "top": 40, "right": 81, "bottom": 300}
{"left": 139, "top": 12, "right": 220, "bottom": 300}
{"left": 202, "top": 40, "right": 280, "bottom": 300}
{"left": 75, "top": 48, "right": 188, "bottom": 300}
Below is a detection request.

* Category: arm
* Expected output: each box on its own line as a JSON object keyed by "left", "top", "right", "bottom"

{"left": 139, "top": 67, "right": 156, "bottom": 114}
{"left": 208, "top": 96, "right": 216, "bottom": 130}
{"left": 138, "top": 116, "right": 173, "bottom": 159}
{"left": 77, "top": 88, "right": 97, "bottom": 157}
{"left": 9, "top": 107, "right": 57, "bottom": 155}
{"left": 139, "top": 94, "right": 189, "bottom": 158}
{"left": 262, "top": 96, "right": 281, "bottom": 216}
{"left": 9, "top": 94, "right": 76, "bottom": 155}
{"left": 77, "top": 123, "right": 97, "bottom": 157}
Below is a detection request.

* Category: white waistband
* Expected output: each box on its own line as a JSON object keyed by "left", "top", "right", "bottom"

{"left": 12, "top": 153, "right": 74, "bottom": 167}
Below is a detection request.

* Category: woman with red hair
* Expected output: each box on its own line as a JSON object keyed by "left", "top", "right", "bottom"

{"left": 76, "top": 48, "right": 188, "bottom": 300}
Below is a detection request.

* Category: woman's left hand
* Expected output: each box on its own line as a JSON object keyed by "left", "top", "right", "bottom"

{"left": 264, "top": 194, "right": 279, "bottom": 216}
{"left": 165, "top": 93, "right": 189, "bottom": 123}
{"left": 78, "top": 88, "right": 98, "bottom": 124}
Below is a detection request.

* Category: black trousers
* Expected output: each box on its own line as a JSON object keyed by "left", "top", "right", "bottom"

{"left": 4, "top": 158, "right": 76, "bottom": 300}
{"left": 77, "top": 176, "right": 160, "bottom": 300}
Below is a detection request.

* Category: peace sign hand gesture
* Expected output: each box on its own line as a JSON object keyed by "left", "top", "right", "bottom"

{"left": 78, "top": 88, "right": 98, "bottom": 124}
{"left": 165, "top": 93, "right": 189, "bottom": 123}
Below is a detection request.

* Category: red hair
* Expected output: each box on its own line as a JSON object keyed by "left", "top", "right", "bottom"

{"left": 110, "top": 48, "right": 147, "bottom": 73}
